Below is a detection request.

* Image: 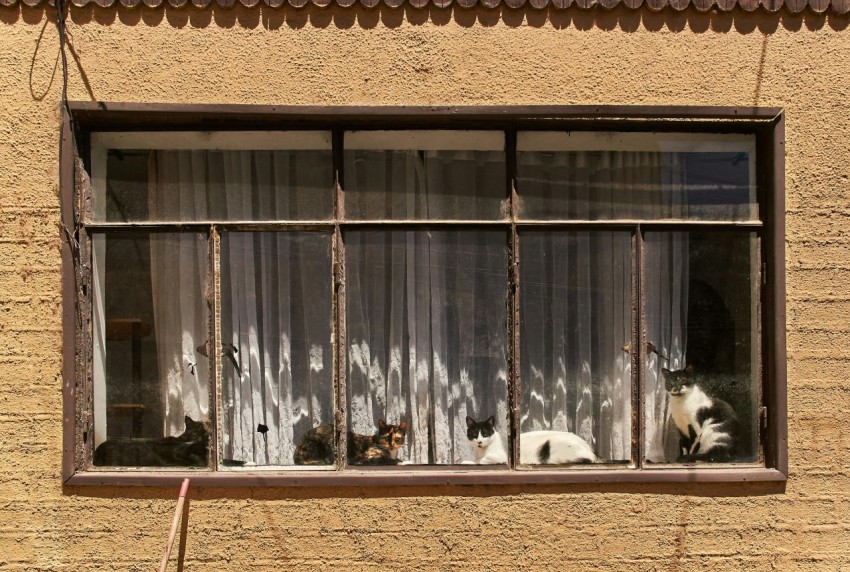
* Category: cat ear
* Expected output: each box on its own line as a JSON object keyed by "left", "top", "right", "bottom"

{"left": 466, "top": 416, "right": 475, "bottom": 428}
{"left": 184, "top": 415, "right": 192, "bottom": 426}
{"left": 399, "top": 421, "right": 408, "bottom": 432}
{"left": 378, "top": 419, "right": 386, "bottom": 429}
{"left": 661, "top": 368, "right": 670, "bottom": 376}
{"left": 486, "top": 415, "right": 496, "bottom": 427}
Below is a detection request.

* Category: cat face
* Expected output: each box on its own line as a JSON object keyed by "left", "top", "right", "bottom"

{"left": 376, "top": 419, "right": 408, "bottom": 453}
{"left": 662, "top": 365, "right": 697, "bottom": 396}
{"left": 466, "top": 416, "right": 497, "bottom": 449}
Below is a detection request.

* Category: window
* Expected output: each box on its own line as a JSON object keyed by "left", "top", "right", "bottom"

{"left": 62, "top": 105, "right": 786, "bottom": 485}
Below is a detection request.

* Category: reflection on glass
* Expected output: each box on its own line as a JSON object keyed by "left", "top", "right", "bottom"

{"left": 344, "top": 131, "right": 506, "bottom": 220}
{"left": 95, "top": 139, "right": 333, "bottom": 222}
{"left": 220, "top": 232, "right": 333, "bottom": 467}
{"left": 91, "top": 231, "right": 210, "bottom": 467}
{"left": 345, "top": 230, "right": 508, "bottom": 465}
{"left": 643, "top": 231, "right": 759, "bottom": 464}
{"left": 520, "top": 231, "right": 632, "bottom": 464}
{"left": 517, "top": 132, "right": 757, "bottom": 222}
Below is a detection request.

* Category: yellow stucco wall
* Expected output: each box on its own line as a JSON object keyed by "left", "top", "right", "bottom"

{"left": 0, "top": 4, "right": 848, "bottom": 570}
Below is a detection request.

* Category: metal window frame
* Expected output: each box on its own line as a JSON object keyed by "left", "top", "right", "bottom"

{"left": 61, "top": 103, "right": 787, "bottom": 488}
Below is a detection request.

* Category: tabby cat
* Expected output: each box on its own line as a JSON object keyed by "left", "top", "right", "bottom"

{"left": 93, "top": 416, "right": 209, "bottom": 467}
{"left": 294, "top": 420, "right": 408, "bottom": 466}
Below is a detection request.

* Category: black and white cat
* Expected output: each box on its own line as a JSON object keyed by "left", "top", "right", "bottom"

{"left": 663, "top": 365, "right": 739, "bottom": 462}
{"left": 465, "top": 416, "right": 596, "bottom": 465}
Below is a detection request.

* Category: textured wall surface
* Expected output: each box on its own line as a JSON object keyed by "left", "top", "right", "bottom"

{"left": 0, "top": 4, "right": 849, "bottom": 570}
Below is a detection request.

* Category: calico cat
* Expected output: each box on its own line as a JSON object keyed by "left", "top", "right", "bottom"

{"left": 663, "top": 365, "right": 739, "bottom": 462}
{"left": 93, "top": 416, "right": 209, "bottom": 467}
{"left": 465, "top": 416, "right": 596, "bottom": 465}
{"left": 293, "top": 423, "right": 335, "bottom": 465}
{"left": 294, "top": 420, "right": 408, "bottom": 466}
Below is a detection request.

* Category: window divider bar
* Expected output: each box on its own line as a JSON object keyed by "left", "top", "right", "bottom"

{"left": 634, "top": 225, "right": 644, "bottom": 470}
{"left": 507, "top": 128, "right": 519, "bottom": 470}
{"left": 210, "top": 226, "right": 221, "bottom": 471}
{"left": 515, "top": 220, "right": 763, "bottom": 228}
{"left": 332, "top": 129, "right": 346, "bottom": 471}
{"left": 333, "top": 226, "right": 347, "bottom": 468}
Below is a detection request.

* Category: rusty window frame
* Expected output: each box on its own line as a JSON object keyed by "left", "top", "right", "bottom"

{"left": 61, "top": 104, "right": 787, "bottom": 487}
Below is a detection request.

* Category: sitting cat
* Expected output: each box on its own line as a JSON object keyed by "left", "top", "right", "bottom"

{"left": 465, "top": 416, "right": 508, "bottom": 464}
{"left": 662, "top": 365, "right": 740, "bottom": 462}
{"left": 294, "top": 419, "right": 408, "bottom": 466}
{"left": 93, "top": 416, "right": 209, "bottom": 467}
{"left": 465, "top": 416, "right": 597, "bottom": 465}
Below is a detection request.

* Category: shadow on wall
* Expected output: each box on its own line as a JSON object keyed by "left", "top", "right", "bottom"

{"left": 0, "top": 2, "right": 848, "bottom": 33}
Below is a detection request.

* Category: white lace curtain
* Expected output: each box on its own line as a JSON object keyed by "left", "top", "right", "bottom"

{"left": 344, "top": 147, "right": 508, "bottom": 465}
{"left": 147, "top": 150, "right": 333, "bottom": 464}
{"left": 121, "top": 148, "right": 694, "bottom": 465}
{"left": 517, "top": 150, "right": 691, "bottom": 463}
{"left": 345, "top": 229, "right": 508, "bottom": 465}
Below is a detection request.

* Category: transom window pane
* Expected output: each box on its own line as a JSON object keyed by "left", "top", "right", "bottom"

{"left": 520, "top": 231, "right": 633, "bottom": 464}
{"left": 343, "top": 131, "right": 507, "bottom": 220}
{"left": 91, "top": 231, "right": 211, "bottom": 467}
{"left": 643, "top": 231, "right": 760, "bottom": 465}
{"left": 90, "top": 132, "right": 334, "bottom": 222}
{"left": 220, "top": 232, "right": 333, "bottom": 468}
{"left": 517, "top": 132, "right": 757, "bottom": 222}
{"left": 344, "top": 229, "right": 508, "bottom": 465}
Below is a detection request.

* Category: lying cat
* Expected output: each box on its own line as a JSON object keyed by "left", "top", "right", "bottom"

{"left": 465, "top": 416, "right": 597, "bottom": 465}
{"left": 663, "top": 365, "right": 739, "bottom": 462}
{"left": 93, "top": 416, "right": 209, "bottom": 467}
{"left": 294, "top": 420, "right": 408, "bottom": 466}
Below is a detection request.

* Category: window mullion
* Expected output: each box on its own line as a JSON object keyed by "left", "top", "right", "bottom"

{"left": 210, "top": 225, "right": 221, "bottom": 471}
{"left": 633, "top": 224, "right": 644, "bottom": 470}
{"left": 333, "top": 129, "right": 347, "bottom": 471}
{"left": 506, "top": 129, "right": 519, "bottom": 470}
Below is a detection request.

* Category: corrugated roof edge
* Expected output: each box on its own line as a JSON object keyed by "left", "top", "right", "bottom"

{"left": 4, "top": 0, "right": 849, "bottom": 12}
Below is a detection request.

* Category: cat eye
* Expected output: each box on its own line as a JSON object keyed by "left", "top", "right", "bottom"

{"left": 64, "top": 106, "right": 786, "bottom": 486}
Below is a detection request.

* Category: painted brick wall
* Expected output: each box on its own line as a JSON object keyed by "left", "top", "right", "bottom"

{"left": 0, "top": 6, "right": 848, "bottom": 570}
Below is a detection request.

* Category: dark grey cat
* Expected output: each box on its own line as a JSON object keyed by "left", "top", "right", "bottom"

{"left": 93, "top": 416, "right": 209, "bottom": 467}
{"left": 663, "top": 366, "right": 740, "bottom": 462}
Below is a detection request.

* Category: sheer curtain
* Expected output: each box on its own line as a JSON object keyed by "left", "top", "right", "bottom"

{"left": 344, "top": 146, "right": 508, "bottom": 465}
{"left": 519, "top": 231, "right": 633, "bottom": 462}
{"left": 147, "top": 151, "right": 213, "bottom": 438}
{"left": 147, "top": 149, "right": 333, "bottom": 464}
{"left": 517, "top": 148, "right": 691, "bottom": 462}
{"left": 346, "top": 229, "right": 508, "bottom": 465}
{"left": 643, "top": 232, "right": 689, "bottom": 463}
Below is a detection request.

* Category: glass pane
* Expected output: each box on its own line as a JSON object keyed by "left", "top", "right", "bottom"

{"left": 92, "top": 132, "right": 333, "bottom": 222}
{"left": 92, "top": 231, "right": 211, "bottom": 467}
{"left": 343, "top": 131, "right": 506, "bottom": 220}
{"left": 345, "top": 229, "right": 508, "bottom": 465}
{"left": 643, "top": 231, "right": 759, "bottom": 465}
{"left": 220, "top": 232, "right": 333, "bottom": 467}
{"left": 520, "top": 231, "right": 632, "bottom": 464}
{"left": 517, "top": 132, "right": 757, "bottom": 221}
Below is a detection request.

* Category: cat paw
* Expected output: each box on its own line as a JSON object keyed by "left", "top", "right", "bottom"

{"left": 399, "top": 460, "right": 414, "bottom": 465}
{"left": 459, "top": 460, "right": 476, "bottom": 465}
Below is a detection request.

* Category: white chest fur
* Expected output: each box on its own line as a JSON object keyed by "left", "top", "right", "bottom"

{"left": 669, "top": 385, "right": 712, "bottom": 439}
{"left": 471, "top": 430, "right": 508, "bottom": 465}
